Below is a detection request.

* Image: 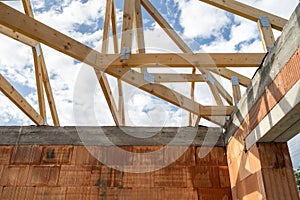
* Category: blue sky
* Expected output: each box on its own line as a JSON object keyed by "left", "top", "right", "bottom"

{"left": 0, "top": 0, "right": 299, "bottom": 167}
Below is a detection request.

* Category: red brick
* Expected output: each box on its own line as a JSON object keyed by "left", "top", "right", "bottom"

{"left": 66, "top": 187, "right": 99, "bottom": 200}
{"left": 164, "top": 146, "right": 195, "bottom": 166}
{"left": 71, "top": 146, "right": 101, "bottom": 166}
{"left": 0, "top": 165, "right": 30, "bottom": 186}
{"left": 27, "top": 166, "right": 60, "bottom": 186}
{"left": 154, "top": 166, "right": 191, "bottom": 187}
{"left": 196, "top": 147, "right": 227, "bottom": 166}
{"left": 100, "top": 146, "right": 133, "bottom": 166}
{"left": 103, "top": 188, "right": 164, "bottom": 200}
{"left": 1, "top": 186, "right": 35, "bottom": 200}
{"left": 34, "top": 187, "right": 66, "bottom": 200}
{"left": 219, "top": 166, "right": 231, "bottom": 188}
{"left": 123, "top": 170, "right": 153, "bottom": 187}
{"left": 98, "top": 165, "right": 123, "bottom": 188}
{"left": 0, "top": 146, "right": 13, "bottom": 164}
{"left": 41, "top": 145, "right": 73, "bottom": 164}
{"left": 132, "top": 146, "right": 163, "bottom": 166}
{"left": 163, "top": 188, "right": 198, "bottom": 200}
{"left": 198, "top": 188, "right": 231, "bottom": 200}
{"left": 58, "top": 165, "right": 91, "bottom": 186}
{"left": 10, "top": 145, "right": 42, "bottom": 165}
{"left": 191, "top": 166, "right": 220, "bottom": 188}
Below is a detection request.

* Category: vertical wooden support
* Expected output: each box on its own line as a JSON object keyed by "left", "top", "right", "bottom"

{"left": 231, "top": 76, "right": 241, "bottom": 106}
{"left": 257, "top": 16, "right": 275, "bottom": 52}
{"left": 111, "top": 0, "right": 125, "bottom": 126}
{"left": 133, "top": 0, "right": 146, "bottom": 54}
{"left": 121, "top": 0, "right": 134, "bottom": 60}
{"left": 22, "top": 0, "right": 60, "bottom": 126}
{"left": 0, "top": 73, "right": 44, "bottom": 125}
{"left": 32, "top": 45, "right": 46, "bottom": 120}
{"left": 99, "top": 0, "right": 121, "bottom": 126}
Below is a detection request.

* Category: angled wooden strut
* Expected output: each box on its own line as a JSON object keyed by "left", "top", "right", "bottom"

{"left": 97, "top": 0, "right": 121, "bottom": 126}
{"left": 22, "top": 0, "right": 60, "bottom": 126}
{"left": 0, "top": 3, "right": 234, "bottom": 117}
{"left": 0, "top": 73, "right": 44, "bottom": 125}
{"left": 200, "top": 0, "right": 287, "bottom": 31}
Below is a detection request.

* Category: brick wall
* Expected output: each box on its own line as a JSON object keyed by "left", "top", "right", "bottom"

{"left": 0, "top": 145, "right": 231, "bottom": 200}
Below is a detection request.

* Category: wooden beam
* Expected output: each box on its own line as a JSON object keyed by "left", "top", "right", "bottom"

{"left": 141, "top": 0, "right": 191, "bottom": 53}
{"left": 111, "top": 0, "right": 119, "bottom": 53}
{"left": 212, "top": 68, "right": 251, "bottom": 87}
{"left": 257, "top": 16, "right": 275, "bottom": 52}
{"left": 0, "top": 25, "right": 37, "bottom": 47}
{"left": 102, "top": 0, "right": 112, "bottom": 53}
{"left": 134, "top": 0, "right": 146, "bottom": 54}
{"left": 99, "top": 0, "right": 121, "bottom": 126}
{"left": 0, "top": 3, "right": 234, "bottom": 116}
{"left": 39, "top": 53, "right": 60, "bottom": 126}
{"left": 120, "top": 0, "right": 134, "bottom": 55}
{"left": 22, "top": 0, "right": 60, "bottom": 126}
{"left": 231, "top": 76, "right": 241, "bottom": 106}
{"left": 111, "top": 0, "right": 125, "bottom": 125}
{"left": 32, "top": 46, "right": 46, "bottom": 121}
{"left": 105, "top": 53, "right": 265, "bottom": 68}
{"left": 200, "top": 0, "right": 287, "bottom": 31}
{"left": 153, "top": 73, "right": 206, "bottom": 83}
{"left": 0, "top": 73, "right": 44, "bottom": 125}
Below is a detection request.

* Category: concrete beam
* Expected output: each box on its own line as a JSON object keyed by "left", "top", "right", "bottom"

{"left": 0, "top": 126, "right": 225, "bottom": 147}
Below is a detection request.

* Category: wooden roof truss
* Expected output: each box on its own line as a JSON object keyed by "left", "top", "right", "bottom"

{"left": 0, "top": 0, "right": 287, "bottom": 127}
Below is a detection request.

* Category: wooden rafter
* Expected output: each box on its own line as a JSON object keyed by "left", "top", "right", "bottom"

{"left": 22, "top": 0, "right": 60, "bottom": 126}
{"left": 200, "top": 0, "right": 287, "bottom": 31}
{"left": 0, "top": 73, "right": 44, "bottom": 125}
{"left": 257, "top": 16, "right": 275, "bottom": 52}
{"left": 0, "top": 3, "right": 234, "bottom": 117}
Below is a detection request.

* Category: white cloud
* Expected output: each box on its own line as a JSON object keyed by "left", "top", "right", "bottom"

{"left": 175, "top": 0, "right": 231, "bottom": 39}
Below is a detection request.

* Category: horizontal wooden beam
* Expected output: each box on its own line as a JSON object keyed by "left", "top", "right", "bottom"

{"left": 105, "top": 53, "right": 265, "bottom": 68}
{"left": 153, "top": 73, "right": 206, "bottom": 82}
{"left": 0, "top": 3, "right": 234, "bottom": 117}
{"left": 200, "top": 0, "right": 287, "bottom": 31}
{"left": 0, "top": 73, "right": 44, "bottom": 125}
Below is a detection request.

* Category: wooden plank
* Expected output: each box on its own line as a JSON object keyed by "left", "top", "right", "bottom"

{"left": 121, "top": 0, "right": 134, "bottom": 55}
{"left": 111, "top": 0, "right": 119, "bottom": 54}
{"left": 105, "top": 53, "right": 265, "bottom": 68}
{"left": 0, "top": 3, "right": 234, "bottom": 117}
{"left": 213, "top": 68, "right": 251, "bottom": 87}
{"left": 32, "top": 46, "right": 46, "bottom": 121}
{"left": 99, "top": 0, "right": 120, "bottom": 126}
{"left": 0, "top": 73, "right": 44, "bottom": 125}
{"left": 153, "top": 73, "right": 206, "bottom": 83}
{"left": 134, "top": 0, "right": 146, "bottom": 54}
{"left": 200, "top": 0, "right": 287, "bottom": 31}
{"left": 231, "top": 76, "right": 241, "bottom": 106}
{"left": 22, "top": 0, "right": 60, "bottom": 126}
{"left": 257, "top": 16, "right": 275, "bottom": 52}
{"left": 141, "top": 0, "right": 191, "bottom": 52}
{"left": 102, "top": 0, "right": 112, "bottom": 54}
{"left": 39, "top": 49, "right": 60, "bottom": 126}
{"left": 111, "top": 0, "right": 125, "bottom": 125}
{"left": 0, "top": 25, "right": 37, "bottom": 47}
